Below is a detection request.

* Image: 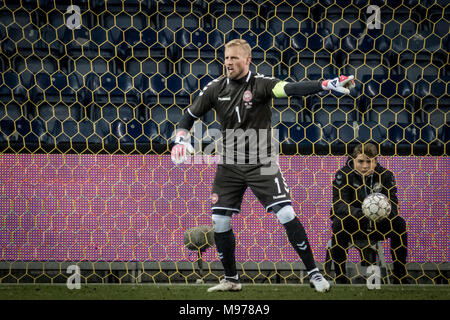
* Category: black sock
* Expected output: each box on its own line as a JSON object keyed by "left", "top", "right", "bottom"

{"left": 283, "top": 218, "right": 317, "bottom": 272}
{"left": 214, "top": 229, "right": 238, "bottom": 280}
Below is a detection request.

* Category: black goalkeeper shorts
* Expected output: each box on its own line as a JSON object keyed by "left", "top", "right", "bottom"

{"left": 210, "top": 163, "right": 291, "bottom": 213}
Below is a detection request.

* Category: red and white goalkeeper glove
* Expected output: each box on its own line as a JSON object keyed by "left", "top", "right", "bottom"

{"left": 171, "top": 130, "right": 194, "bottom": 165}
{"left": 322, "top": 75, "right": 355, "bottom": 94}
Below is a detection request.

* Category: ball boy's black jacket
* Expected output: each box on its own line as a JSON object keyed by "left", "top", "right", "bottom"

{"left": 330, "top": 158, "right": 399, "bottom": 221}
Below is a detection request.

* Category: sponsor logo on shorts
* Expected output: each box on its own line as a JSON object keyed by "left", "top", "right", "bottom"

{"left": 211, "top": 193, "right": 219, "bottom": 204}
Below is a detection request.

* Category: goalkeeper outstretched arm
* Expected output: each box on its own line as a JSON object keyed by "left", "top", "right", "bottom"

{"left": 272, "top": 75, "right": 355, "bottom": 98}
{"left": 175, "top": 75, "right": 355, "bottom": 132}
{"left": 171, "top": 75, "right": 355, "bottom": 164}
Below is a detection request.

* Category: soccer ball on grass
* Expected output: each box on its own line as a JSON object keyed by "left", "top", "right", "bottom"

{"left": 362, "top": 193, "right": 391, "bottom": 222}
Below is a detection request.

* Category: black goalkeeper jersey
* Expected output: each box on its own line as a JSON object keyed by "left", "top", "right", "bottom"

{"left": 187, "top": 71, "right": 281, "bottom": 164}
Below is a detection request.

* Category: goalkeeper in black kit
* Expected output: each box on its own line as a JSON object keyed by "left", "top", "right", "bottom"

{"left": 171, "top": 39, "right": 355, "bottom": 293}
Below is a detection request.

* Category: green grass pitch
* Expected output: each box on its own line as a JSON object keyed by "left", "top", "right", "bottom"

{"left": 0, "top": 284, "right": 449, "bottom": 300}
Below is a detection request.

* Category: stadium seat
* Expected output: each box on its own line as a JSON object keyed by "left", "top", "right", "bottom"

{"left": 380, "top": 79, "right": 397, "bottom": 98}
{"left": 36, "top": 103, "right": 52, "bottom": 121}
{"left": 3, "top": 71, "right": 19, "bottom": 89}
{"left": 273, "top": 32, "right": 291, "bottom": 51}
{"left": 107, "top": 27, "right": 124, "bottom": 46}
{"left": 339, "top": 29, "right": 359, "bottom": 52}
{"left": 404, "top": 124, "right": 419, "bottom": 143}
{"left": 420, "top": 124, "right": 437, "bottom": 143}
{"left": 7, "top": 24, "right": 24, "bottom": 43}
{"left": 85, "top": 72, "right": 100, "bottom": 92}
{"left": 428, "top": 78, "right": 446, "bottom": 97}
{"left": 47, "top": 117, "right": 63, "bottom": 140}
{"left": 181, "top": 75, "right": 197, "bottom": 94}
{"left": 0, "top": 119, "right": 14, "bottom": 140}
{"left": 437, "top": 96, "right": 449, "bottom": 112}
{"left": 313, "top": 109, "right": 330, "bottom": 128}
{"left": 90, "top": 26, "right": 107, "bottom": 46}
{"left": 375, "top": 35, "right": 391, "bottom": 52}
{"left": 128, "top": 119, "right": 146, "bottom": 144}
{"left": 109, "top": 87, "right": 125, "bottom": 105}
{"left": 166, "top": 13, "right": 183, "bottom": 32}
{"left": 258, "top": 31, "right": 274, "bottom": 51}
{"left": 158, "top": 27, "right": 174, "bottom": 48}
{"left": 182, "top": 14, "right": 199, "bottom": 32}
{"left": 142, "top": 27, "right": 157, "bottom": 50}
{"left": 398, "top": 79, "right": 413, "bottom": 97}
{"left": 19, "top": 70, "right": 35, "bottom": 89}
{"left": 321, "top": 124, "right": 337, "bottom": 144}
{"left": 307, "top": 29, "right": 332, "bottom": 52}
{"left": 67, "top": 72, "right": 83, "bottom": 91}
{"left": 12, "top": 85, "right": 28, "bottom": 105}
{"left": 414, "top": 79, "right": 430, "bottom": 98}
{"left": 387, "top": 123, "right": 404, "bottom": 144}
{"left": 159, "top": 120, "right": 175, "bottom": 142}
{"left": 109, "top": 118, "right": 140, "bottom": 146}
{"left": 304, "top": 123, "right": 321, "bottom": 143}
{"left": 207, "top": 29, "right": 224, "bottom": 49}
{"left": 124, "top": 28, "right": 140, "bottom": 47}
{"left": 76, "top": 120, "right": 97, "bottom": 147}
{"left": 422, "top": 31, "right": 440, "bottom": 53}
{"left": 288, "top": 123, "right": 305, "bottom": 144}
{"left": 100, "top": 72, "right": 117, "bottom": 92}
{"left": 166, "top": 74, "right": 182, "bottom": 94}
{"left": 1, "top": 37, "right": 17, "bottom": 56}
{"left": 364, "top": 80, "right": 381, "bottom": 98}
{"left": 35, "top": 74, "right": 51, "bottom": 99}
{"left": 148, "top": 73, "right": 165, "bottom": 94}
{"left": 5, "top": 102, "right": 22, "bottom": 121}
{"left": 116, "top": 73, "right": 132, "bottom": 93}
{"left": 175, "top": 28, "right": 190, "bottom": 48}
{"left": 392, "top": 35, "right": 408, "bottom": 52}
{"left": 273, "top": 123, "right": 294, "bottom": 145}
{"left": 438, "top": 125, "right": 449, "bottom": 143}
{"left": 338, "top": 121, "right": 357, "bottom": 143}
{"left": 358, "top": 121, "right": 387, "bottom": 144}
{"left": 192, "top": 29, "right": 208, "bottom": 49}
{"left": 51, "top": 71, "right": 68, "bottom": 91}
{"left": 29, "top": 116, "right": 46, "bottom": 143}
{"left": 62, "top": 119, "right": 80, "bottom": 140}
{"left": 433, "top": 20, "right": 449, "bottom": 44}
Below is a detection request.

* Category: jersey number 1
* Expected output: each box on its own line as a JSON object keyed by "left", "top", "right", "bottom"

{"left": 235, "top": 106, "right": 241, "bottom": 123}
{"left": 274, "top": 173, "right": 290, "bottom": 194}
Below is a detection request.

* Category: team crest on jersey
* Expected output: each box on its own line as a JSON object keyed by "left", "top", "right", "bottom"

{"left": 243, "top": 90, "right": 253, "bottom": 109}
{"left": 243, "top": 90, "right": 253, "bottom": 102}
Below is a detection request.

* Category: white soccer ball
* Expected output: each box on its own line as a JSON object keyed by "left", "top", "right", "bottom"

{"left": 362, "top": 193, "right": 391, "bottom": 222}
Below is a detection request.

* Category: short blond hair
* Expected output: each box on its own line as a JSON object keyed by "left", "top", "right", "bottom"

{"left": 225, "top": 39, "right": 252, "bottom": 57}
